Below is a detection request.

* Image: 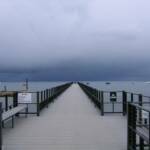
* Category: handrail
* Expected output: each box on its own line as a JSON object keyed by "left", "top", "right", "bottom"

{"left": 0, "top": 103, "right": 2, "bottom": 150}
{"left": 127, "top": 103, "right": 150, "bottom": 149}
{"left": 78, "top": 82, "right": 150, "bottom": 116}
{"left": 129, "top": 103, "right": 150, "bottom": 112}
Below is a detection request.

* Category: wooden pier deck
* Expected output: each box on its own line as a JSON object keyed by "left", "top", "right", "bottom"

{"left": 2, "top": 84, "right": 127, "bottom": 150}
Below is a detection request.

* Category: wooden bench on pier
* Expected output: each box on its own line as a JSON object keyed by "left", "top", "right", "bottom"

{"left": 2, "top": 105, "right": 28, "bottom": 128}
{"left": 136, "top": 127, "right": 149, "bottom": 144}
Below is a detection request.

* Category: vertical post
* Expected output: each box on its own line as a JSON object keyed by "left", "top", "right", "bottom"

{"left": 49, "top": 89, "right": 51, "bottom": 98}
{"left": 101, "top": 91, "right": 104, "bottom": 116}
{"left": 123, "top": 91, "right": 127, "bottom": 116}
{"left": 5, "top": 95, "right": 8, "bottom": 111}
{"left": 49, "top": 89, "right": 51, "bottom": 102}
{"left": 48, "top": 89, "right": 50, "bottom": 99}
{"left": 13, "top": 93, "right": 18, "bottom": 116}
{"left": 131, "top": 93, "right": 133, "bottom": 103}
{"left": 44, "top": 90, "right": 46, "bottom": 101}
{"left": 0, "top": 103, "right": 2, "bottom": 150}
{"left": 127, "top": 103, "right": 130, "bottom": 150}
{"left": 46, "top": 89, "right": 49, "bottom": 108}
{"left": 41, "top": 91, "right": 43, "bottom": 102}
{"left": 139, "top": 94, "right": 142, "bottom": 124}
{"left": 128, "top": 104, "right": 136, "bottom": 150}
{"left": 25, "top": 78, "right": 29, "bottom": 91}
{"left": 94, "top": 89, "right": 96, "bottom": 97}
{"left": 96, "top": 90, "right": 98, "bottom": 99}
{"left": 149, "top": 112, "right": 150, "bottom": 150}
{"left": 52, "top": 88, "right": 54, "bottom": 97}
{"left": 132, "top": 105, "right": 137, "bottom": 150}
{"left": 138, "top": 96, "right": 144, "bottom": 150}
{"left": 139, "top": 137, "right": 144, "bottom": 150}
{"left": 50, "top": 89, "right": 51, "bottom": 98}
{"left": 139, "top": 94, "right": 143, "bottom": 106}
{"left": 52, "top": 88, "right": 53, "bottom": 97}
{"left": 12, "top": 116, "right": 14, "bottom": 128}
{"left": 98, "top": 90, "right": 101, "bottom": 110}
{"left": 98, "top": 90, "right": 100, "bottom": 102}
{"left": 13, "top": 92, "right": 18, "bottom": 108}
{"left": 37, "top": 92, "right": 40, "bottom": 116}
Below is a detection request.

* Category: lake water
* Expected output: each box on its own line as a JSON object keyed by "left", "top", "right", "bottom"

{"left": 0, "top": 81, "right": 150, "bottom": 95}
{"left": 82, "top": 81, "right": 150, "bottom": 96}
{"left": 1, "top": 81, "right": 150, "bottom": 112}
{"left": 0, "top": 81, "right": 67, "bottom": 92}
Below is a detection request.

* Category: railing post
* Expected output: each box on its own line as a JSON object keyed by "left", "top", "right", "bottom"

{"left": 139, "top": 94, "right": 143, "bottom": 106}
{"left": 149, "top": 112, "right": 150, "bottom": 150}
{"left": 13, "top": 92, "right": 18, "bottom": 116}
{"left": 96, "top": 90, "right": 98, "bottom": 99}
{"left": 131, "top": 93, "right": 133, "bottom": 103}
{"left": 13, "top": 92, "right": 18, "bottom": 107}
{"left": 5, "top": 95, "right": 8, "bottom": 111}
{"left": 44, "top": 90, "right": 46, "bottom": 101}
{"left": 132, "top": 105, "right": 137, "bottom": 150}
{"left": 122, "top": 91, "right": 127, "bottom": 116}
{"left": 127, "top": 103, "right": 130, "bottom": 150}
{"left": 37, "top": 92, "right": 40, "bottom": 116}
{"left": 98, "top": 90, "right": 100, "bottom": 102}
{"left": 101, "top": 91, "right": 104, "bottom": 116}
{"left": 138, "top": 94, "right": 143, "bottom": 124}
{"left": 127, "top": 103, "right": 136, "bottom": 150}
{"left": 41, "top": 91, "right": 43, "bottom": 102}
{"left": 46, "top": 89, "right": 49, "bottom": 108}
{"left": 50, "top": 89, "right": 52, "bottom": 99}
{"left": 48, "top": 89, "right": 50, "bottom": 99}
{"left": 0, "top": 103, "right": 2, "bottom": 150}
{"left": 51, "top": 88, "right": 53, "bottom": 97}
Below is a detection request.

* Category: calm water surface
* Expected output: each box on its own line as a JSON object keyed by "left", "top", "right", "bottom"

{"left": 0, "top": 81, "right": 150, "bottom": 95}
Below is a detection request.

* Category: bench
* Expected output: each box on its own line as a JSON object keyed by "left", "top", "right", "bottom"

{"left": 136, "top": 127, "right": 149, "bottom": 143}
{"left": 2, "top": 105, "right": 28, "bottom": 128}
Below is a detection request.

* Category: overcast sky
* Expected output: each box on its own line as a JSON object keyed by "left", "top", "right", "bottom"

{"left": 0, "top": 0, "right": 150, "bottom": 81}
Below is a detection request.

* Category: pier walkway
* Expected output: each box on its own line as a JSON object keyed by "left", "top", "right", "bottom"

{"left": 3, "top": 84, "right": 126, "bottom": 150}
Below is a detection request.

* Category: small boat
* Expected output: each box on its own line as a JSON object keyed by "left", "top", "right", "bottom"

{"left": 105, "top": 82, "right": 111, "bottom": 85}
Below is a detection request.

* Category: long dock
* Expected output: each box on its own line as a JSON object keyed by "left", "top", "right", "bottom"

{"left": 2, "top": 84, "right": 126, "bottom": 150}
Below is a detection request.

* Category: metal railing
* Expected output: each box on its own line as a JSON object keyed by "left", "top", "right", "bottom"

{"left": 78, "top": 82, "right": 150, "bottom": 116}
{"left": 0, "top": 103, "right": 2, "bottom": 150}
{"left": 128, "top": 103, "right": 150, "bottom": 150}
{"left": 0, "top": 82, "right": 73, "bottom": 149}
{"left": 18, "top": 82, "right": 73, "bottom": 116}
{"left": 0, "top": 83, "right": 73, "bottom": 117}
{"left": 0, "top": 92, "right": 18, "bottom": 113}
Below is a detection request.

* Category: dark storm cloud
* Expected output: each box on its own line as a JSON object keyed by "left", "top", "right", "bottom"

{"left": 0, "top": 0, "right": 150, "bottom": 80}
{"left": 1, "top": 59, "right": 150, "bottom": 81}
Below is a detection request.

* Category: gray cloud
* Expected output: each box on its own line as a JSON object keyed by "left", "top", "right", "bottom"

{"left": 0, "top": 0, "right": 150, "bottom": 80}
